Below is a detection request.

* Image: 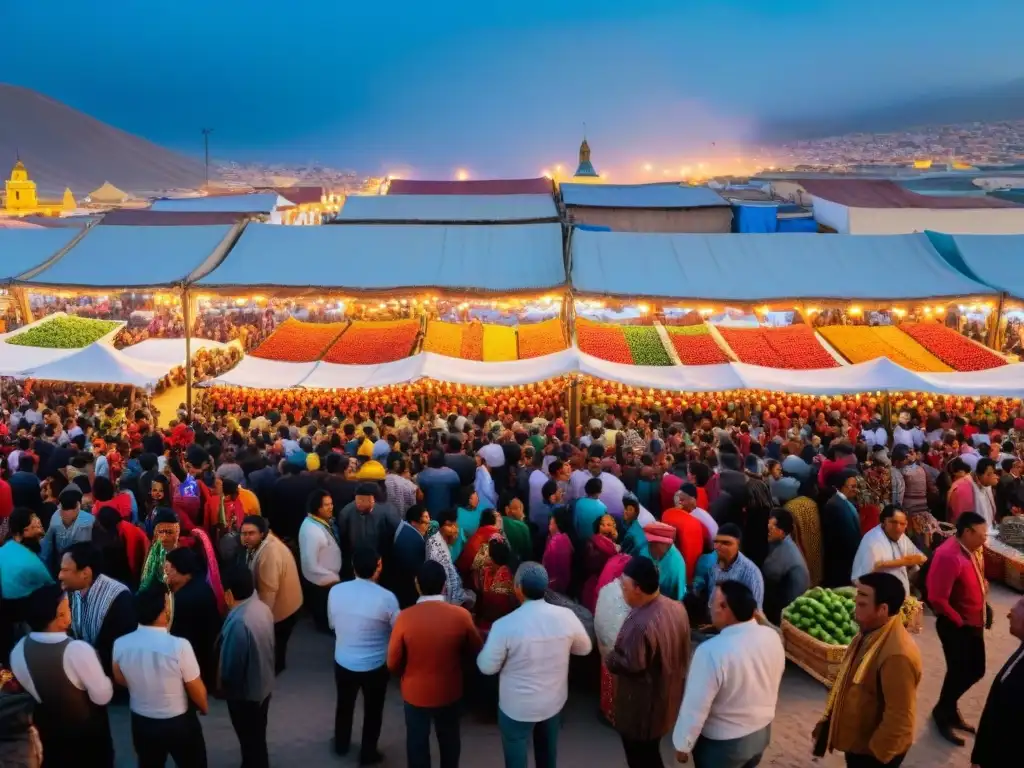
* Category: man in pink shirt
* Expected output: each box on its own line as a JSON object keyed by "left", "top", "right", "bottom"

{"left": 925, "top": 511, "right": 990, "bottom": 747}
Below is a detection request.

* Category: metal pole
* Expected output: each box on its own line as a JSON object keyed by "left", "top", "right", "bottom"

{"left": 182, "top": 286, "right": 193, "bottom": 422}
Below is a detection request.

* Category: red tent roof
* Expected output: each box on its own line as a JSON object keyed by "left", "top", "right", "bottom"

{"left": 800, "top": 179, "right": 1018, "bottom": 209}
{"left": 387, "top": 177, "right": 554, "bottom": 196}
{"left": 265, "top": 186, "right": 324, "bottom": 205}
{"left": 99, "top": 210, "right": 248, "bottom": 226}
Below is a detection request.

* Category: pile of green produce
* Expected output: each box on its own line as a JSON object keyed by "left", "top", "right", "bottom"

{"left": 782, "top": 586, "right": 858, "bottom": 646}
{"left": 7, "top": 316, "right": 120, "bottom": 349}
{"left": 622, "top": 326, "right": 673, "bottom": 366}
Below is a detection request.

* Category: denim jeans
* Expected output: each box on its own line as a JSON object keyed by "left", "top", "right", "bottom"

{"left": 497, "top": 708, "right": 559, "bottom": 768}
{"left": 404, "top": 701, "right": 461, "bottom": 768}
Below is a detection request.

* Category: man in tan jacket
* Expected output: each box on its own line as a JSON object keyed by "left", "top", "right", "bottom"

{"left": 240, "top": 515, "right": 303, "bottom": 674}
{"left": 813, "top": 571, "right": 922, "bottom": 767}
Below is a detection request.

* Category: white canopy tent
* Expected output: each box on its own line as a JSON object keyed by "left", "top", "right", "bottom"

{"left": 205, "top": 357, "right": 319, "bottom": 390}
{"left": 20, "top": 343, "right": 170, "bottom": 387}
{"left": 0, "top": 313, "right": 125, "bottom": 376}
{"left": 119, "top": 338, "right": 231, "bottom": 368}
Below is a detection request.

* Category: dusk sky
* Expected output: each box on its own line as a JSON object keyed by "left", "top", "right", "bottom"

{"left": 5, "top": 0, "right": 1022, "bottom": 177}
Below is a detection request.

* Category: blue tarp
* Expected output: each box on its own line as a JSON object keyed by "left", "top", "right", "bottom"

{"left": 21, "top": 225, "right": 234, "bottom": 288}
{"left": 571, "top": 230, "right": 995, "bottom": 301}
{"left": 777, "top": 217, "right": 818, "bottom": 233}
{"left": 197, "top": 223, "right": 566, "bottom": 293}
{"left": 0, "top": 228, "right": 80, "bottom": 281}
{"left": 926, "top": 231, "right": 1024, "bottom": 298}
{"left": 731, "top": 204, "right": 778, "bottom": 233}
{"left": 151, "top": 193, "right": 288, "bottom": 214}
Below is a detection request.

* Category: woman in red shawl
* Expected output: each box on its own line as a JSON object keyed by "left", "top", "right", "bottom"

{"left": 456, "top": 508, "right": 501, "bottom": 576}
{"left": 581, "top": 513, "right": 621, "bottom": 613}
{"left": 471, "top": 534, "right": 518, "bottom": 631}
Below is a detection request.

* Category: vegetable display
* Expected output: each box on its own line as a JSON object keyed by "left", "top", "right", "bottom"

{"left": 7, "top": 316, "right": 120, "bottom": 349}
{"left": 782, "top": 586, "right": 858, "bottom": 646}
{"left": 460, "top": 322, "right": 484, "bottom": 361}
{"left": 518, "top": 318, "right": 567, "bottom": 359}
{"left": 576, "top": 319, "right": 672, "bottom": 366}
{"left": 665, "top": 324, "right": 730, "bottom": 365}
{"left": 482, "top": 324, "right": 518, "bottom": 362}
{"left": 818, "top": 325, "right": 952, "bottom": 372}
{"left": 323, "top": 319, "right": 419, "bottom": 364}
{"left": 249, "top": 318, "right": 346, "bottom": 362}
{"left": 423, "top": 321, "right": 464, "bottom": 358}
{"left": 717, "top": 325, "right": 838, "bottom": 369}
{"left": 899, "top": 322, "right": 1006, "bottom": 371}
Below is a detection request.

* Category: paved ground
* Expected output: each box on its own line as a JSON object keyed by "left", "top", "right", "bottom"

{"left": 110, "top": 584, "right": 1022, "bottom": 767}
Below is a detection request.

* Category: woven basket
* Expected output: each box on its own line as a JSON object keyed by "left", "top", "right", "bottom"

{"left": 936, "top": 521, "right": 956, "bottom": 540}
{"left": 999, "top": 517, "right": 1024, "bottom": 550}
{"left": 781, "top": 619, "right": 848, "bottom": 688}
{"left": 1004, "top": 551, "right": 1024, "bottom": 593}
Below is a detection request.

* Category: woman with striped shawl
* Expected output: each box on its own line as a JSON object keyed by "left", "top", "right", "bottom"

{"left": 139, "top": 508, "right": 224, "bottom": 614}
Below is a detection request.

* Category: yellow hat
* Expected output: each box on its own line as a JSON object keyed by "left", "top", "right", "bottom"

{"left": 357, "top": 439, "right": 374, "bottom": 458}
{"left": 306, "top": 453, "right": 321, "bottom": 471}
{"left": 356, "top": 460, "right": 386, "bottom": 481}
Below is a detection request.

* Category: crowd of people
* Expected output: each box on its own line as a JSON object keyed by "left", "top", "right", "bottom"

{"left": 0, "top": 390, "right": 1022, "bottom": 767}
{"left": 153, "top": 345, "right": 244, "bottom": 395}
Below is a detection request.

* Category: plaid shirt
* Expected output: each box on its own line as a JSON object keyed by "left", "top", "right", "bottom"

{"left": 706, "top": 551, "right": 764, "bottom": 611}
{"left": 384, "top": 473, "right": 418, "bottom": 514}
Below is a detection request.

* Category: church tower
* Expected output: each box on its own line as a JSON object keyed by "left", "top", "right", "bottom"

{"left": 5, "top": 159, "right": 40, "bottom": 213}
{"left": 573, "top": 137, "right": 600, "bottom": 180}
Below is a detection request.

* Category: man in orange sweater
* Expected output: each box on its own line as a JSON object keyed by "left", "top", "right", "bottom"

{"left": 387, "top": 560, "right": 483, "bottom": 768}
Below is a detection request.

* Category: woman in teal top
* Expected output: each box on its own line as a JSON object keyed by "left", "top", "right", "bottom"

{"left": 621, "top": 495, "right": 650, "bottom": 559}
{"left": 643, "top": 522, "right": 687, "bottom": 601}
{"left": 453, "top": 487, "right": 489, "bottom": 562}
{"left": 574, "top": 477, "right": 608, "bottom": 540}
{"left": 0, "top": 510, "right": 53, "bottom": 600}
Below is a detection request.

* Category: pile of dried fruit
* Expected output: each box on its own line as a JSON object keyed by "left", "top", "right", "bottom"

{"left": 323, "top": 319, "right": 420, "bottom": 364}
{"left": 899, "top": 323, "right": 1005, "bottom": 371}
{"left": 249, "top": 318, "right": 346, "bottom": 362}
{"left": 665, "top": 325, "right": 730, "bottom": 365}
{"left": 717, "top": 325, "right": 838, "bottom": 369}
{"left": 818, "top": 325, "right": 952, "bottom": 372}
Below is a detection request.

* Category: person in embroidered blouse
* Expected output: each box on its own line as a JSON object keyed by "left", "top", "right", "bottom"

{"left": 425, "top": 508, "right": 475, "bottom": 609}
{"left": 581, "top": 514, "right": 621, "bottom": 613}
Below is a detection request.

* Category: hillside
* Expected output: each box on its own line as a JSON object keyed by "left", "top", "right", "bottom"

{"left": 0, "top": 84, "right": 209, "bottom": 196}
{"left": 760, "top": 78, "right": 1024, "bottom": 141}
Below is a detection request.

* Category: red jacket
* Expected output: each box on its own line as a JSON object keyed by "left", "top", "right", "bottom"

{"left": 118, "top": 521, "right": 150, "bottom": 582}
{"left": 926, "top": 536, "right": 986, "bottom": 628}
{"left": 93, "top": 493, "right": 133, "bottom": 521}
{"left": 661, "top": 508, "right": 705, "bottom": 586}
{"left": 0, "top": 478, "right": 13, "bottom": 519}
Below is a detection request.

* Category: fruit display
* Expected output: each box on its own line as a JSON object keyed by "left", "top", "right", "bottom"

{"left": 422, "top": 320, "right": 464, "bottom": 358}
{"left": 518, "top": 318, "right": 567, "bottom": 359}
{"left": 818, "top": 325, "right": 953, "bottom": 372}
{"left": 7, "top": 316, "right": 120, "bottom": 349}
{"left": 323, "top": 319, "right": 420, "bottom": 364}
{"left": 482, "top": 324, "right": 518, "bottom": 362}
{"left": 460, "top": 322, "right": 484, "bottom": 360}
{"left": 717, "top": 325, "right": 839, "bottom": 369}
{"left": 249, "top": 318, "right": 346, "bottom": 362}
{"left": 900, "top": 322, "right": 1006, "bottom": 371}
{"left": 664, "top": 324, "right": 730, "bottom": 365}
{"left": 576, "top": 319, "right": 672, "bottom": 366}
{"left": 782, "top": 587, "right": 858, "bottom": 646}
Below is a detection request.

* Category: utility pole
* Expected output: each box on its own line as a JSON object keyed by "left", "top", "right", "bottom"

{"left": 201, "top": 128, "right": 214, "bottom": 187}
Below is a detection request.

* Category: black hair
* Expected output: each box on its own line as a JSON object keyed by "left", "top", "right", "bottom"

{"left": 221, "top": 478, "right": 238, "bottom": 497}
{"left": 307, "top": 489, "right": 331, "bottom": 516}
{"left": 623, "top": 555, "right": 660, "bottom": 594}
{"left": 136, "top": 584, "right": 170, "bottom": 625}
{"left": 222, "top": 564, "right": 256, "bottom": 601}
{"left": 416, "top": 559, "right": 446, "bottom": 596}
{"left": 24, "top": 584, "right": 66, "bottom": 632}
{"left": 405, "top": 504, "right": 426, "bottom": 524}
{"left": 437, "top": 508, "right": 458, "bottom": 526}
{"left": 63, "top": 542, "right": 102, "bottom": 575}
{"left": 352, "top": 546, "right": 380, "bottom": 579}
{"left": 769, "top": 507, "right": 794, "bottom": 535}
{"left": 479, "top": 508, "right": 498, "bottom": 528}
{"left": 879, "top": 504, "right": 904, "bottom": 523}
{"left": 242, "top": 514, "right": 269, "bottom": 534}
{"left": 165, "top": 547, "right": 202, "bottom": 577}
{"left": 955, "top": 510, "right": 987, "bottom": 537}
{"left": 550, "top": 505, "right": 573, "bottom": 536}
{"left": 717, "top": 522, "right": 743, "bottom": 541}
{"left": 9, "top": 507, "right": 37, "bottom": 538}
{"left": 856, "top": 571, "right": 906, "bottom": 617}
{"left": 976, "top": 457, "right": 998, "bottom": 477}
{"left": 92, "top": 476, "right": 114, "bottom": 502}
{"left": 718, "top": 580, "right": 757, "bottom": 622}
{"left": 541, "top": 480, "right": 558, "bottom": 503}
{"left": 584, "top": 477, "right": 602, "bottom": 496}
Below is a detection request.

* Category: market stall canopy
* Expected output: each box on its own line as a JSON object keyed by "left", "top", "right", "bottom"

{"left": 925, "top": 231, "right": 1024, "bottom": 299}
{"left": 206, "top": 357, "right": 320, "bottom": 389}
{"left": 0, "top": 228, "right": 81, "bottom": 281}
{"left": 734, "top": 357, "right": 930, "bottom": 395}
{"left": 0, "top": 343, "right": 76, "bottom": 376}
{"left": 150, "top": 193, "right": 292, "bottom": 214}
{"left": 387, "top": 178, "right": 554, "bottom": 195}
{"left": 195, "top": 222, "right": 566, "bottom": 295}
{"left": 17, "top": 224, "right": 238, "bottom": 289}
{"left": 579, "top": 352, "right": 746, "bottom": 391}
{"left": 335, "top": 194, "right": 558, "bottom": 224}
{"left": 20, "top": 342, "right": 169, "bottom": 387}
{"left": 570, "top": 230, "right": 995, "bottom": 303}
{"left": 561, "top": 183, "right": 729, "bottom": 209}
{"left": 118, "top": 337, "right": 231, "bottom": 368}
{"left": 917, "top": 364, "right": 1024, "bottom": 397}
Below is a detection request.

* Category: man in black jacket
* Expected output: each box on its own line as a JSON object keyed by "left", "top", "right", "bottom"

{"left": 972, "top": 596, "right": 1024, "bottom": 767}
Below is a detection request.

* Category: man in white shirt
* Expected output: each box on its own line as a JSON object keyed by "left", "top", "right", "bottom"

{"left": 862, "top": 417, "right": 888, "bottom": 450}
{"left": 10, "top": 583, "right": 115, "bottom": 766}
{"left": 477, "top": 561, "right": 592, "bottom": 768}
{"left": 328, "top": 546, "right": 399, "bottom": 764}
{"left": 851, "top": 505, "right": 927, "bottom": 596}
{"left": 113, "top": 584, "right": 209, "bottom": 767}
{"left": 673, "top": 581, "right": 784, "bottom": 767}
{"left": 299, "top": 489, "right": 342, "bottom": 632}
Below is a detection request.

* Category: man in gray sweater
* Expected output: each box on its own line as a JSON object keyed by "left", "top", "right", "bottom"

{"left": 219, "top": 565, "right": 276, "bottom": 768}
